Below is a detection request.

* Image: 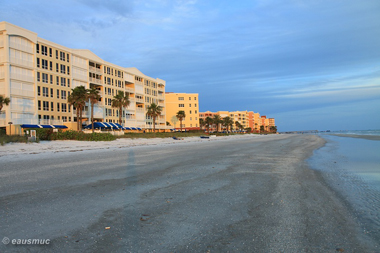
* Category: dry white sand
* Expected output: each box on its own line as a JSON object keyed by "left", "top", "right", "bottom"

{"left": 0, "top": 134, "right": 269, "bottom": 157}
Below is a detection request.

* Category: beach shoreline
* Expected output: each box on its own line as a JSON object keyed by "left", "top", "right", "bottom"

{"left": 1, "top": 134, "right": 379, "bottom": 251}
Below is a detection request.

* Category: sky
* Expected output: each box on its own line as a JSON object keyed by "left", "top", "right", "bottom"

{"left": 1, "top": 0, "right": 380, "bottom": 131}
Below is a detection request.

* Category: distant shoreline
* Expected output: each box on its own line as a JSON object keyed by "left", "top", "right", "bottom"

{"left": 326, "top": 134, "right": 380, "bottom": 141}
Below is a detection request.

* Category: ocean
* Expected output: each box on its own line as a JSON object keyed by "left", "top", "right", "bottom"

{"left": 308, "top": 130, "right": 380, "bottom": 244}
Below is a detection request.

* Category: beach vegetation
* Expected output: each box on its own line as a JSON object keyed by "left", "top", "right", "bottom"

{"left": 68, "top": 86, "right": 87, "bottom": 131}
{"left": 205, "top": 117, "right": 213, "bottom": 133}
{"left": 0, "top": 95, "right": 11, "bottom": 113}
{"left": 213, "top": 115, "right": 222, "bottom": 132}
{"left": 111, "top": 91, "right": 130, "bottom": 125}
{"left": 176, "top": 110, "right": 186, "bottom": 132}
{"left": 87, "top": 88, "right": 101, "bottom": 133}
{"left": 146, "top": 103, "right": 162, "bottom": 133}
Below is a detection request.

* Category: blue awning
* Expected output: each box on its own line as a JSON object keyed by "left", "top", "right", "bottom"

{"left": 84, "top": 122, "right": 123, "bottom": 129}
{"left": 131, "top": 127, "right": 137, "bottom": 130}
{"left": 21, "top": 124, "right": 68, "bottom": 129}
{"left": 137, "top": 128, "right": 142, "bottom": 130}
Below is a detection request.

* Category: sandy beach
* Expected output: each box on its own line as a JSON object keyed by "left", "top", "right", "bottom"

{"left": 1, "top": 134, "right": 379, "bottom": 252}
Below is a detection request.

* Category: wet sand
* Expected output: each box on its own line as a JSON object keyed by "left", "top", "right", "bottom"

{"left": 328, "top": 133, "right": 380, "bottom": 141}
{"left": 1, "top": 134, "right": 379, "bottom": 252}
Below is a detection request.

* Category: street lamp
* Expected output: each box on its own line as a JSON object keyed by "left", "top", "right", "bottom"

{"left": 8, "top": 122, "right": 13, "bottom": 136}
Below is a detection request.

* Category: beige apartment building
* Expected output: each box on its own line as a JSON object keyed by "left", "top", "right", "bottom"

{"left": 165, "top": 92, "right": 199, "bottom": 130}
{"left": 0, "top": 22, "right": 167, "bottom": 134}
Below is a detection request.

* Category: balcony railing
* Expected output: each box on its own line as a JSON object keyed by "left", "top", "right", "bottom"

{"left": 39, "top": 119, "right": 64, "bottom": 125}
{"left": 9, "top": 41, "right": 33, "bottom": 54}
{"left": 10, "top": 57, "right": 34, "bottom": 68}
{"left": 136, "top": 98, "right": 144, "bottom": 103}
{"left": 10, "top": 88, "right": 35, "bottom": 98}
{"left": 10, "top": 73, "right": 34, "bottom": 83}
{"left": 10, "top": 104, "right": 35, "bottom": 113}
{"left": 125, "top": 87, "right": 134, "bottom": 93}
{"left": 89, "top": 77, "right": 102, "bottom": 85}
{"left": 89, "top": 66, "right": 102, "bottom": 75}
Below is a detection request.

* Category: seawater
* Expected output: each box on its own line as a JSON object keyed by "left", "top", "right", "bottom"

{"left": 308, "top": 133, "right": 380, "bottom": 243}
{"left": 330, "top": 129, "right": 380, "bottom": 136}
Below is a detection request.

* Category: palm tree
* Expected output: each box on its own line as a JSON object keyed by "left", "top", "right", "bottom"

{"left": 235, "top": 121, "right": 243, "bottom": 132}
{"left": 199, "top": 118, "right": 205, "bottom": 130}
{"left": 213, "top": 115, "right": 222, "bottom": 133}
{"left": 176, "top": 110, "right": 186, "bottom": 132}
{"left": 86, "top": 88, "right": 101, "bottom": 133}
{"left": 112, "top": 91, "right": 130, "bottom": 126}
{"left": 270, "top": 126, "right": 278, "bottom": 133}
{"left": 260, "top": 125, "right": 265, "bottom": 133}
{"left": 0, "top": 95, "right": 10, "bottom": 113}
{"left": 68, "top": 86, "right": 87, "bottom": 131}
{"left": 255, "top": 123, "right": 258, "bottom": 133}
{"left": 205, "top": 117, "right": 213, "bottom": 133}
{"left": 146, "top": 103, "right": 162, "bottom": 133}
{"left": 222, "top": 116, "right": 233, "bottom": 132}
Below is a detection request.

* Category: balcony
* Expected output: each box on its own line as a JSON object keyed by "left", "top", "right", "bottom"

{"left": 135, "top": 97, "right": 144, "bottom": 103}
{"left": 89, "top": 66, "right": 102, "bottom": 75}
{"left": 10, "top": 72, "right": 34, "bottom": 83}
{"left": 11, "top": 104, "right": 35, "bottom": 113}
{"left": 157, "top": 85, "right": 165, "bottom": 92}
{"left": 74, "top": 105, "right": 104, "bottom": 119}
{"left": 10, "top": 88, "right": 35, "bottom": 98}
{"left": 125, "top": 87, "right": 134, "bottom": 93}
{"left": 89, "top": 77, "right": 102, "bottom": 85}
{"left": 39, "top": 119, "right": 64, "bottom": 125}
{"left": 124, "top": 73, "right": 134, "bottom": 84}
{"left": 9, "top": 41, "right": 33, "bottom": 54}
{"left": 10, "top": 57, "right": 34, "bottom": 68}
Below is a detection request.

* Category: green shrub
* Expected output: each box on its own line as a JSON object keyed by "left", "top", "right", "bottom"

{"left": 0, "top": 135, "right": 28, "bottom": 145}
{"left": 50, "top": 130, "right": 116, "bottom": 141}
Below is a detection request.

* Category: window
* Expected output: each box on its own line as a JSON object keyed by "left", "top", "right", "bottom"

{"left": 37, "top": 72, "right": 40, "bottom": 82}
{"left": 42, "top": 59, "right": 48, "bottom": 69}
{"left": 50, "top": 88, "right": 53, "bottom": 98}
{"left": 62, "top": 116, "right": 67, "bottom": 122}
{"left": 38, "top": 100, "right": 41, "bottom": 110}
{"left": 56, "top": 50, "right": 58, "bottom": 59}
{"left": 179, "top": 104, "right": 184, "bottom": 107}
{"left": 49, "top": 48, "right": 52, "bottom": 57}
{"left": 37, "top": 86, "right": 41, "bottom": 96}
{"left": 67, "top": 66, "right": 70, "bottom": 75}
{"left": 62, "top": 103, "right": 67, "bottom": 112}
{"left": 37, "top": 58, "right": 40, "bottom": 68}
{"left": 60, "top": 64, "right": 66, "bottom": 74}
{"left": 57, "top": 103, "right": 60, "bottom": 112}
{"left": 194, "top": 97, "right": 197, "bottom": 100}
{"left": 61, "top": 90, "right": 66, "bottom": 99}
{"left": 42, "top": 73, "right": 48, "bottom": 83}
{"left": 41, "top": 45, "right": 48, "bottom": 56}
{"left": 50, "top": 75, "right": 53, "bottom": 84}
{"left": 50, "top": 61, "right": 53, "bottom": 71}
{"left": 60, "top": 51, "right": 65, "bottom": 61}
{"left": 51, "top": 102, "right": 54, "bottom": 111}
{"left": 43, "top": 101, "right": 49, "bottom": 111}
{"left": 189, "top": 104, "right": 192, "bottom": 107}
{"left": 189, "top": 97, "right": 191, "bottom": 100}
{"left": 195, "top": 110, "right": 198, "bottom": 114}
{"left": 56, "top": 76, "right": 59, "bottom": 86}
{"left": 195, "top": 104, "right": 197, "bottom": 107}
{"left": 178, "top": 97, "right": 184, "bottom": 100}
{"left": 67, "top": 79, "right": 70, "bottom": 87}
{"left": 56, "top": 63, "right": 59, "bottom": 72}
{"left": 61, "top": 77, "right": 66, "bottom": 87}
{"left": 190, "top": 110, "right": 192, "bottom": 114}
{"left": 36, "top": 44, "right": 39, "bottom": 54}
{"left": 67, "top": 54, "right": 70, "bottom": 63}
{"left": 43, "top": 87, "right": 48, "bottom": 97}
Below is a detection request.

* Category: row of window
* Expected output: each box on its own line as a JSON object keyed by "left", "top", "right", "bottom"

{"left": 103, "top": 77, "right": 124, "bottom": 88}
{"left": 37, "top": 72, "right": 70, "bottom": 87}
{"left": 145, "top": 80, "right": 156, "bottom": 88}
{"left": 177, "top": 108, "right": 198, "bottom": 114}
{"left": 37, "top": 86, "right": 71, "bottom": 99}
{"left": 38, "top": 101, "right": 70, "bottom": 113}
{"left": 178, "top": 97, "right": 197, "bottom": 101}
{"left": 36, "top": 58, "right": 70, "bottom": 75}
{"left": 39, "top": 115, "right": 71, "bottom": 122}
{"left": 36, "top": 44, "right": 70, "bottom": 63}
{"left": 104, "top": 66, "right": 123, "bottom": 78}
{"left": 178, "top": 103, "right": 197, "bottom": 108}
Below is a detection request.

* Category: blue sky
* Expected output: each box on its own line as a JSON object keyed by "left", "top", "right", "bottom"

{"left": 1, "top": 0, "right": 379, "bottom": 131}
